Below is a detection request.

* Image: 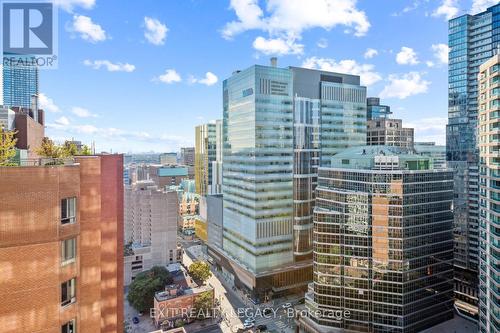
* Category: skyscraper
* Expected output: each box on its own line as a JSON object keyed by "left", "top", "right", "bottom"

{"left": 215, "top": 60, "right": 366, "bottom": 302}
{"left": 298, "top": 146, "right": 454, "bottom": 333}
{"left": 447, "top": 3, "right": 500, "bottom": 315}
{"left": 478, "top": 53, "right": 500, "bottom": 332}
{"left": 211, "top": 119, "right": 223, "bottom": 194}
{"left": 195, "top": 123, "right": 217, "bottom": 195}
{"left": 0, "top": 154, "right": 124, "bottom": 333}
{"left": 3, "top": 64, "right": 39, "bottom": 110}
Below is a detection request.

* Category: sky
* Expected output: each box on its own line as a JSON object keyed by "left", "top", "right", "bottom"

{"left": 41, "top": 0, "right": 500, "bottom": 153}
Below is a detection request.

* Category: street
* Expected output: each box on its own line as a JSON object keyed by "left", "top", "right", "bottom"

{"left": 183, "top": 242, "right": 297, "bottom": 333}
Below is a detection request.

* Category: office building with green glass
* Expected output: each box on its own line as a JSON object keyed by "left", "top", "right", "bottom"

{"left": 215, "top": 59, "right": 366, "bottom": 301}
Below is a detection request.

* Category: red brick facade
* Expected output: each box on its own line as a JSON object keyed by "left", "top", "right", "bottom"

{"left": 0, "top": 155, "right": 123, "bottom": 333}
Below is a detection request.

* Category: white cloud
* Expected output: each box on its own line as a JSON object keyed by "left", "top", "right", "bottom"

{"left": 155, "top": 69, "right": 182, "bottom": 84}
{"left": 396, "top": 47, "right": 419, "bottom": 65}
{"left": 83, "top": 59, "right": 136, "bottom": 72}
{"left": 426, "top": 61, "right": 435, "bottom": 67}
{"left": 302, "top": 57, "right": 382, "bottom": 86}
{"left": 364, "top": 48, "right": 378, "bottom": 59}
{"left": 379, "top": 72, "right": 430, "bottom": 99}
{"left": 144, "top": 17, "right": 168, "bottom": 45}
{"left": 471, "top": 0, "right": 498, "bottom": 14}
{"left": 317, "top": 38, "right": 328, "bottom": 48}
{"left": 70, "top": 15, "right": 107, "bottom": 43}
{"left": 39, "top": 93, "right": 60, "bottom": 113}
{"left": 432, "top": 0, "right": 459, "bottom": 20}
{"left": 55, "top": 116, "right": 70, "bottom": 126}
{"left": 406, "top": 117, "right": 447, "bottom": 145}
{"left": 392, "top": 0, "right": 423, "bottom": 16}
{"left": 191, "top": 72, "right": 219, "bottom": 86}
{"left": 71, "top": 107, "right": 97, "bottom": 118}
{"left": 252, "top": 36, "right": 304, "bottom": 55}
{"left": 54, "top": 0, "right": 95, "bottom": 12}
{"left": 222, "top": 0, "right": 370, "bottom": 53}
{"left": 431, "top": 43, "right": 449, "bottom": 65}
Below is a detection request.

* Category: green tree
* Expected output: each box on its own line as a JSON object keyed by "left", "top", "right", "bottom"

{"left": 126, "top": 266, "right": 173, "bottom": 313}
{"left": 62, "top": 141, "right": 78, "bottom": 157}
{"left": 192, "top": 290, "right": 214, "bottom": 319}
{"left": 0, "top": 127, "right": 18, "bottom": 166}
{"left": 79, "top": 144, "right": 92, "bottom": 155}
{"left": 36, "top": 137, "right": 62, "bottom": 158}
{"left": 188, "top": 261, "right": 212, "bottom": 285}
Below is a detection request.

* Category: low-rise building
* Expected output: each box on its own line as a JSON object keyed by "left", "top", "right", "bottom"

{"left": 153, "top": 284, "right": 214, "bottom": 329}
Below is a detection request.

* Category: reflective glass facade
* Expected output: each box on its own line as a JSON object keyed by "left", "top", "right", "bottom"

{"left": 447, "top": 4, "right": 500, "bottom": 311}
{"left": 367, "top": 97, "right": 392, "bottom": 120}
{"left": 305, "top": 147, "right": 454, "bottom": 333}
{"left": 221, "top": 64, "right": 366, "bottom": 300}
{"left": 2, "top": 64, "right": 39, "bottom": 110}
{"left": 195, "top": 123, "right": 217, "bottom": 195}
{"left": 479, "top": 54, "right": 500, "bottom": 332}
{"left": 222, "top": 65, "right": 295, "bottom": 274}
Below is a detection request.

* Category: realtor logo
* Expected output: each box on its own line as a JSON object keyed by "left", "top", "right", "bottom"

{"left": 2, "top": 1, "right": 58, "bottom": 68}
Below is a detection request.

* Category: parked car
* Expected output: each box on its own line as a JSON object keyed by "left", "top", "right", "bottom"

{"left": 257, "top": 324, "right": 268, "bottom": 331}
{"left": 263, "top": 308, "right": 273, "bottom": 315}
{"left": 282, "top": 302, "right": 292, "bottom": 309}
{"left": 132, "top": 317, "right": 139, "bottom": 324}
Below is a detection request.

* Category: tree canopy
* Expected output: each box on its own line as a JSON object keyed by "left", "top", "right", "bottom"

{"left": 36, "top": 138, "right": 92, "bottom": 158}
{"left": 0, "top": 127, "right": 18, "bottom": 166}
{"left": 188, "top": 261, "right": 212, "bottom": 285}
{"left": 127, "top": 266, "right": 173, "bottom": 313}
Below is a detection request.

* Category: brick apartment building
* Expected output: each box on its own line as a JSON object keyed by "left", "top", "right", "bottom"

{"left": 153, "top": 284, "right": 214, "bottom": 329}
{"left": 0, "top": 155, "right": 124, "bottom": 333}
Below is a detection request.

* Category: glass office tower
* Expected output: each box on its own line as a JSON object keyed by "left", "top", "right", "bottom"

{"left": 298, "top": 146, "right": 454, "bottom": 333}
{"left": 195, "top": 122, "right": 217, "bottom": 195}
{"left": 2, "top": 64, "right": 39, "bottom": 110}
{"left": 478, "top": 53, "right": 500, "bottom": 332}
{"left": 218, "top": 61, "right": 366, "bottom": 302}
{"left": 447, "top": 3, "right": 500, "bottom": 315}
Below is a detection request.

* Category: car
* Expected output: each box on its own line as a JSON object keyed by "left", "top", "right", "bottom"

{"left": 263, "top": 308, "right": 272, "bottom": 315}
{"left": 257, "top": 324, "right": 267, "bottom": 331}
{"left": 245, "top": 318, "right": 255, "bottom": 324}
{"left": 243, "top": 322, "right": 255, "bottom": 329}
{"left": 132, "top": 317, "right": 139, "bottom": 324}
{"left": 282, "top": 302, "right": 292, "bottom": 309}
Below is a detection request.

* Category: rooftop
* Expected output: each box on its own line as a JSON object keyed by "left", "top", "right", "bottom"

{"left": 154, "top": 284, "right": 212, "bottom": 302}
{"left": 330, "top": 145, "right": 434, "bottom": 171}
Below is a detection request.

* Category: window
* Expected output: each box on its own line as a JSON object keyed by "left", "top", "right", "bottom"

{"left": 61, "top": 198, "right": 76, "bottom": 225}
{"left": 61, "top": 238, "right": 76, "bottom": 265}
{"left": 61, "top": 278, "right": 76, "bottom": 306}
{"left": 61, "top": 319, "right": 76, "bottom": 333}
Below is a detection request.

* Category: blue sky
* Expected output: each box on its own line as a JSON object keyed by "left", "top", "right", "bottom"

{"left": 42, "top": 0, "right": 498, "bottom": 153}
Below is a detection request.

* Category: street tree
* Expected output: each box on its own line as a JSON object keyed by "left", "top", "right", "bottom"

{"left": 188, "top": 261, "right": 212, "bottom": 285}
